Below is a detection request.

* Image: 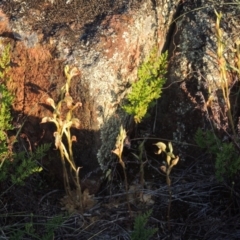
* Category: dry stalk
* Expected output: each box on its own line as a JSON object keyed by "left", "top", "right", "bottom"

{"left": 154, "top": 141, "right": 179, "bottom": 230}
{"left": 112, "top": 125, "right": 131, "bottom": 216}
{"left": 41, "top": 65, "right": 83, "bottom": 212}
{"left": 215, "top": 10, "right": 236, "bottom": 138}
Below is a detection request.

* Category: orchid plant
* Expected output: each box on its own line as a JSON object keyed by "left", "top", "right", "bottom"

{"left": 154, "top": 141, "right": 179, "bottom": 229}
{"left": 41, "top": 65, "right": 83, "bottom": 211}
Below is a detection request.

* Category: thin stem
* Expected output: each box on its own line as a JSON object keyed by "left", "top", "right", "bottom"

{"left": 167, "top": 184, "right": 172, "bottom": 231}
{"left": 76, "top": 167, "right": 83, "bottom": 212}
{"left": 166, "top": 167, "right": 173, "bottom": 230}
{"left": 139, "top": 141, "right": 145, "bottom": 188}
{"left": 120, "top": 158, "right": 131, "bottom": 217}
{"left": 216, "top": 10, "right": 237, "bottom": 139}
{"left": 59, "top": 146, "right": 72, "bottom": 198}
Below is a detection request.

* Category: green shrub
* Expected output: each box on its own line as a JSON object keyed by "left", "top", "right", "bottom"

{"left": 0, "top": 43, "right": 13, "bottom": 167}
{"left": 0, "top": 143, "right": 51, "bottom": 185}
{"left": 195, "top": 129, "right": 240, "bottom": 181}
{"left": 131, "top": 210, "right": 157, "bottom": 240}
{"left": 9, "top": 213, "right": 64, "bottom": 240}
{"left": 11, "top": 143, "right": 51, "bottom": 185}
{"left": 0, "top": 43, "right": 11, "bottom": 79}
{"left": 0, "top": 84, "right": 13, "bottom": 162}
{"left": 123, "top": 48, "right": 167, "bottom": 123}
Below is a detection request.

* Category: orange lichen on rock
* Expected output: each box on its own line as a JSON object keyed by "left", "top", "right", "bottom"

{"left": 0, "top": 9, "right": 63, "bottom": 118}
{"left": 7, "top": 41, "right": 63, "bottom": 117}
{"left": 0, "top": 9, "right": 9, "bottom": 33}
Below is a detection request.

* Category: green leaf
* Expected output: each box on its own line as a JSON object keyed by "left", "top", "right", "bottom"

{"left": 132, "top": 153, "right": 140, "bottom": 160}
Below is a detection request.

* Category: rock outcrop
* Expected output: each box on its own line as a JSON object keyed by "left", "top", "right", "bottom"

{"left": 0, "top": 0, "right": 180, "bottom": 177}
{"left": 1, "top": 0, "right": 239, "bottom": 180}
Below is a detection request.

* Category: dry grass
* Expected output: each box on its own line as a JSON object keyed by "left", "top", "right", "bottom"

{"left": 1, "top": 148, "right": 239, "bottom": 239}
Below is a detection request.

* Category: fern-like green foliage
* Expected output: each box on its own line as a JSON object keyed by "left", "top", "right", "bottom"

{"left": 195, "top": 128, "right": 221, "bottom": 153}
{"left": 0, "top": 143, "right": 51, "bottom": 185}
{"left": 9, "top": 214, "right": 64, "bottom": 240}
{"left": 215, "top": 142, "right": 240, "bottom": 181}
{"left": 195, "top": 129, "right": 240, "bottom": 181}
{"left": 0, "top": 44, "right": 13, "bottom": 166}
{"left": 0, "top": 43, "right": 11, "bottom": 80}
{"left": 123, "top": 48, "right": 168, "bottom": 123}
{"left": 0, "top": 84, "right": 13, "bottom": 138}
{"left": 131, "top": 210, "right": 157, "bottom": 240}
{"left": 42, "top": 214, "right": 64, "bottom": 240}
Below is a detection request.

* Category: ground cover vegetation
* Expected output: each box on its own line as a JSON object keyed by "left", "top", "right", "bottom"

{"left": 0, "top": 43, "right": 13, "bottom": 171}
{"left": 1, "top": 1, "right": 240, "bottom": 239}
